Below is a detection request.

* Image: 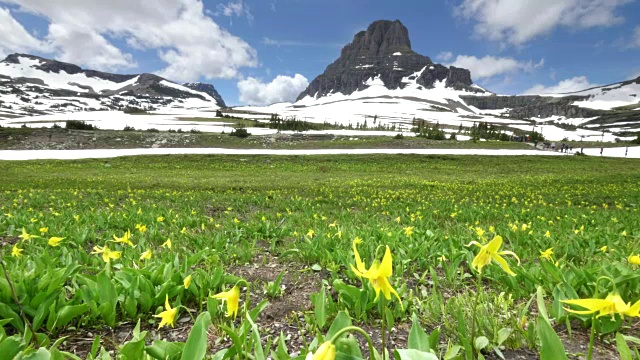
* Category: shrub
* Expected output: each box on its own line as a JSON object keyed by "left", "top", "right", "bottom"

{"left": 146, "top": 128, "right": 160, "bottom": 133}
{"left": 65, "top": 120, "right": 97, "bottom": 130}
{"left": 123, "top": 125, "right": 136, "bottom": 131}
{"left": 449, "top": 133, "right": 457, "bottom": 140}
{"left": 190, "top": 128, "right": 202, "bottom": 134}
{"left": 52, "top": 123, "right": 61, "bottom": 129}
{"left": 229, "top": 127, "right": 250, "bottom": 138}
{"left": 394, "top": 133, "right": 404, "bottom": 139}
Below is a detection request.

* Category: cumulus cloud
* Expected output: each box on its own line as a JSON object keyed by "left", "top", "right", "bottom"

{"left": 0, "top": 0, "right": 258, "bottom": 80}
{"left": 447, "top": 55, "right": 544, "bottom": 79}
{"left": 436, "top": 51, "right": 453, "bottom": 62}
{"left": 0, "top": 7, "right": 49, "bottom": 57}
{"left": 523, "top": 76, "right": 599, "bottom": 94}
{"left": 238, "top": 74, "right": 309, "bottom": 105}
{"left": 455, "top": 0, "right": 631, "bottom": 45}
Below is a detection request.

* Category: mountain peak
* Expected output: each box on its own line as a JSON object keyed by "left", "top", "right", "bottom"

{"left": 296, "top": 20, "right": 481, "bottom": 101}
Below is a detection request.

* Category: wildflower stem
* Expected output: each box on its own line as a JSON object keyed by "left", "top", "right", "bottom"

{"left": 330, "top": 326, "right": 376, "bottom": 360}
{"left": 587, "top": 316, "right": 596, "bottom": 360}
{"left": 470, "top": 272, "right": 483, "bottom": 358}
{"left": 380, "top": 296, "right": 387, "bottom": 359}
{"left": 0, "top": 252, "right": 40, "bottom": 348}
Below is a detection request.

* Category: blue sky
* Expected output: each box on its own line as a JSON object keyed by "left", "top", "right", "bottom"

{"left": 1, "top": 0, "right": 639, "bottom": 105}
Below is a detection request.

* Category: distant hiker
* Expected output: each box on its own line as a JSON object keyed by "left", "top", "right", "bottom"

{"left": 625, "top": 147, "right": 629, "bottom": 158}
{"left": 600, "top": 147, "right": 603, "bottom": 156}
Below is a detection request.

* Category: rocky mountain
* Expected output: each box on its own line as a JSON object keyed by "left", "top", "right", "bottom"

{"left": 183, "top": 82, "right": 226, "bottom": 107}
{"left": 296, "top": 20, "right": 484, "bottom": 101}
{"left": 0, "top": 54, "right": 225, "bottom": 119}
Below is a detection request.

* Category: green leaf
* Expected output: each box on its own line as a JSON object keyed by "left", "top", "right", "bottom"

{"left": 408, "top": 313, "right": 430, "bottom": 351}
{"left": 428, "top": 328, "right": 440, "bottom": 352}
{"left": 50, "top": 304, "right": 90, "bottom": 331}
{"left": 21, "top": 348, "right": 53, "bottom": 360}
{"left": 496, "top": 328, "right": 512, "bottom": 346}
{"left": 311, "top": 264, "right": 322, "bottom": 272}
{"left": 96, "top": 272, "right": 117, "bottom": 327}
{"left": 443, "top": 345, "right": 461, "bottom": 360}
{"left": 0, "top": 335, "right": 23, "bottom": 359}
{"left": 334, "top": 334, "right": 363, "bottom": 358}
{"left": 394, "top": 349, "right": 439, "bottom": 360}
{"left": 311, "top": 285, "right": 327, "bottom": 330}
{"left": 326, "top": 311, "right": 353, "bottom": 340}
{"left": 474, "top": 336, "right": 489, "bottom": 351}
{"left": 145, "top": 340, "right": 185, "bottom": 360}
{"left": 0, "top": 303, "right": 24, "bottom": 333}
{"left": 271, "top": 332, "right": 291, "bottom": 360}
{"left": 616, "top": 333, "right": 632, "bottom": 360}
{"left": 536, "top": 316, "right": 568, "bottom": 360}
{"left": 181, "top": 312, "right": 211, "bottom": 360}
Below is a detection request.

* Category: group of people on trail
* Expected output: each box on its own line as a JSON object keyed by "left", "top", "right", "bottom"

{"left": 540, "top": 141, "right": 573, "bottom": 153}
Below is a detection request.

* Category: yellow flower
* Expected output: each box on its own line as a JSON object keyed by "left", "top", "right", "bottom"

{"left": 48, "top": 237, "right": 64, "bottom": 247}
{"left": 545, "top": 230, "right": 551, "bottom": 238}
{"left": 306, "top": 229, "right": 315, "bottom": 238}
{"left": 475, "top": 227, "right": 485, "bottom": 238}
{"left": 233, "top": 218, "right": 240, "bottom": 224}
{"left": 600, "top": 246, "right": 608, "bottom": 253}
{"left": 183, "top": 275, "right": 192, "bottom": 289}
{"left": 213, "top": 286, "right": 240, "bottom": 318}
{"left": 140, "top": 249, "right": 152, "bottom": 260}
{"left": 467, "top": 235, "right": 520, "bottom": 276}
{"left": 352, "top": 245, "right": 402, "bottom": 306}
{"left": 154, "top": 295, "right": 178, "bottom": 329}
{"left": 350, "top": 238, "right": 367, "bottom": 274}
{"left": 39, "top": 227, "right": 48, "bottom": 234}
{"left": 162, "top": 239, "right": 172, "bottom": 249}
{"left": 135, "top": 224, "right": 147, "bottom": 233}
{"left": 489, "top": 225, "right": 495, "bottom": 233}
{"left": 18, "top": 228, "right": 39, "bottom": 241}
{"left": 403, "top": 226, "right": 414, "bottom": 237}
{"left": 628, "top": 255, "right": 640, "bottom": 265}
{"left": 157, "top": 216, "right": 164, "bottom": 222}
{"left": 562, "top": 293, "right": 640, "bottom": 319}
{"left": 180, "top": 227, "right": 187, "bottom": 234}
{"left": 11, "top": 244, "right": 23, "bottom": 257}
{"left": 113, "top": 230, "right": 133, "bottom": 247}
{"left": 540, "top": 248, "right": 554, "bottom": 261}
{"left": 92, "top": 245, "right": 122, "bottom": 263}
{"left": 305, "top": 341, "right": 336, "bottom": 360}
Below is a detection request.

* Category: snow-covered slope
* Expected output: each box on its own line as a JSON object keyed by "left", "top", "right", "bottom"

{"left": 527, "top": 77, "right": 640, "bottom": 111}
{"left": 0, "top": 54, "right": 224, "bottom": 119}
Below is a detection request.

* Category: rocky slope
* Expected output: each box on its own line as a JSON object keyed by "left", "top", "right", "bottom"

{"left": 0, "top": 54, "right": 225, "bottom": 119}
{"left": 296, "top": 20, "right": 484, "bottom": 101}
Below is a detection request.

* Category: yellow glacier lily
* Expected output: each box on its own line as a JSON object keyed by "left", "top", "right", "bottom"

{"left": 154, "top": 295, "right": 178, "bottom": 329}
{"left": 48, "top": 237, "right": 64, "bottom": 247}
{"left": 562, "top": 293, "right": 640, "bottom": 319}
{"left": 91, "top": 245, "right": 122, "bottom": 263}
{"left": 113, "top": 230, "right": 133, "bottom": 247}
{"left": 467, "top": 235, "right": 520, "bottom": 276}
{"left": 11, "top": 244, "right": 23, "bottom": 257}
{"left": 162, "top": 239, "right": 172, "bottom": 249}
{"left": 540, "top": 247, "right": 554, "bottom": 261}
{"left": 352, "top": 243, "right": 402, "bottom": 306}
{"left": 139, "top": 249, "right": 152, "bottom": 260}
{"left": 18, "top": 227, "right": 39, "bottom": 241}
{"left": 213, "top": 286, "right": 240, "bottom": 318}
{"left": 183, "top": 275, "right": 192, "bottom": 289}
{"left": 305, "top": 341, "right": 336, "bottom": 360}
{"left": 628, "top": 255, "right": 640, "bottom": 265}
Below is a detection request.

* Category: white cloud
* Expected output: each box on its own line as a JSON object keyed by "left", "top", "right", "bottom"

{"left": 436, "top": 51, "right": 453, "bottom": 62}
{"left": 523, "top": 76, "right": 599, "bottom": 94}
{"left": 46, "top": 23, "right": 135, "bottom": 72}
{"left": 633, "top": 26, "right": 640, "bottom": 48}
{"left": 238, "top": 74, "right": 309, "bottom": 105}
{"left": 0, "top": 0, "right": 258, "bottom": 80}
{"left": 447, "top": 55, "right": 544, "bottom": 79}
{"left": 0, "top": 7, "right": 49, "bottom": 57}
{"left": 455, "top": 0, "right": 631, "bottom": 45}
{"left": 216, "top": 0, "right": 253, "bottom": 24}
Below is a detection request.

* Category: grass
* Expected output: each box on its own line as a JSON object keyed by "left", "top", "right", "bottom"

{"left": 1, "top": 154, "right": 639, "bottom": 358}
